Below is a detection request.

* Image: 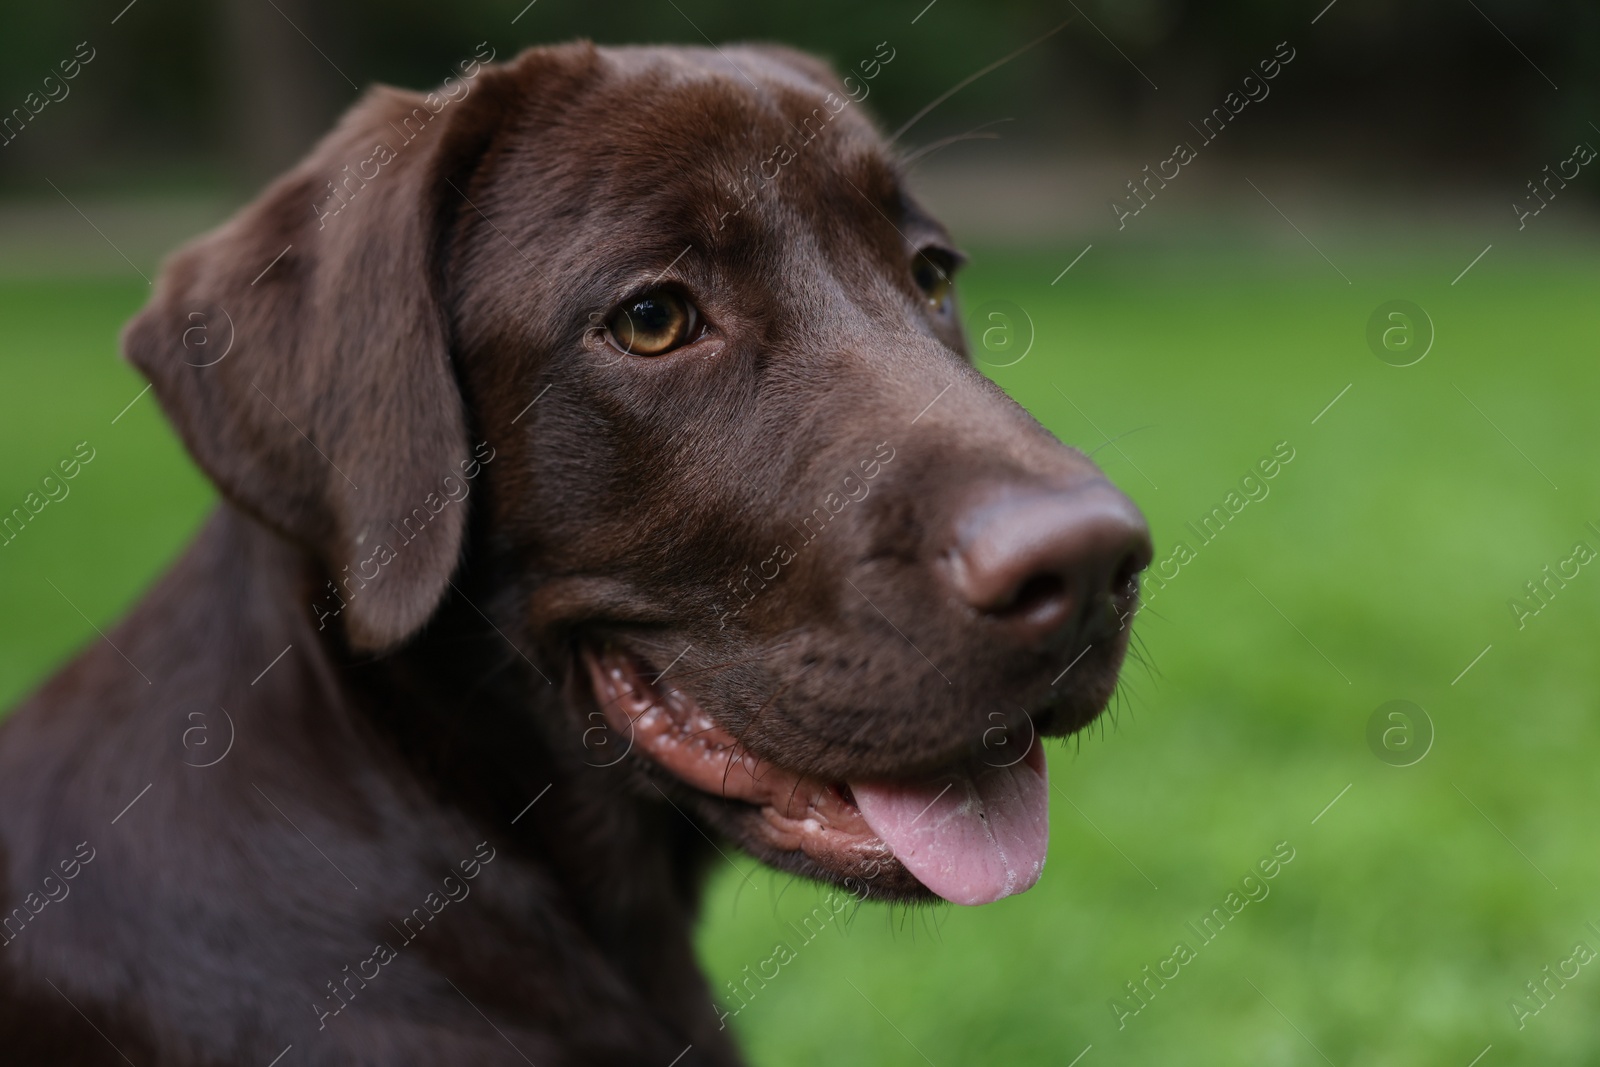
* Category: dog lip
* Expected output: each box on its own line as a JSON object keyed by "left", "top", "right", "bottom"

{"left": 579, "top": 645, "right": 897, "bottom": 876}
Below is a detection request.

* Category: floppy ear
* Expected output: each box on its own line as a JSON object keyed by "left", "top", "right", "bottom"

{"left": 123, "top": 73, "right": 511, "bottom": 652}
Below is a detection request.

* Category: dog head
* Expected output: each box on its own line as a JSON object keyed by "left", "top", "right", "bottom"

{"left": 124, "top": 42, "right": 1151, "bottom": 907}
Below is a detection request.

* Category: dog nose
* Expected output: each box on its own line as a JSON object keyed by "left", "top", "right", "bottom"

{"left": 948, "top": 485, "right": 1152, "bottom": 647}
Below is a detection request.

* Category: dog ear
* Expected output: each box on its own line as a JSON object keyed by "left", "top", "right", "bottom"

{"left": 124, "top": 74, "right": 511, "bottom": 652}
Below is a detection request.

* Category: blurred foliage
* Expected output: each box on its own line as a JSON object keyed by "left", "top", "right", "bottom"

{"left": 0, "top": 0, "right": 1596, "bottom": 192}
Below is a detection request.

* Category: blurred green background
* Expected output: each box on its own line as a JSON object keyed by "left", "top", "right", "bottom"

{"left": 2, "top": 1, "right": 1598, "bottom": 1064}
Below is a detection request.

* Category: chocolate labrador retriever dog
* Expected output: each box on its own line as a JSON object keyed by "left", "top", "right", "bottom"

{"left": 0, "top": 41, "right": 1150, "bottom": 1066}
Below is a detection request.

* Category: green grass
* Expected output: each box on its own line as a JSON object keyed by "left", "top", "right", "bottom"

{"left": 3, "top": 238, "right": 1598, "bottom": 1065}
{"left": 0, "top": 279, "right": 214, "bottom": 698}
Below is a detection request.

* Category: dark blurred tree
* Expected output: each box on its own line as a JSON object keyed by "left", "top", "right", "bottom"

{"left": 0, "top": 0, "right": 1591, "bottom": 192}
{"left": 219, "top": 0, "right": 348, "bottom": 180}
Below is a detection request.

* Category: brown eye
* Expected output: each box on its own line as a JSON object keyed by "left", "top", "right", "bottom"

{"left": 606, "top": 290, "right": 698, "bottom": 356}
{"left": 912, "top": 249, "right": 955, "bottom": 309}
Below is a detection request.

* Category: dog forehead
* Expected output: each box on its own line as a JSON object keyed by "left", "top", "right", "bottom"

{"left": 573, "top": 44, "right": 896, "bottom": 201}
{"left": 456, "top": 43, "right": 915, "bottom": 336}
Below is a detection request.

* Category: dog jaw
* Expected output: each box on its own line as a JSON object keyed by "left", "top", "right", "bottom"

{"left": 581, "top": 645, "right": 1050, "bottom": 906}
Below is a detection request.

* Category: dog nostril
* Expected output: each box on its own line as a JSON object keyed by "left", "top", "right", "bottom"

{"left": 994, "top": 572, "right": 1068, "bottom": 619}
{"left": 1110, "top": 550, "right": 1146, "bottom": 600}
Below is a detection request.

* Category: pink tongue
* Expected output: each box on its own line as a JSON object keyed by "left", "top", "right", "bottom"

{"left": 848, "top": 746, "right": 1049, "bottom": 906}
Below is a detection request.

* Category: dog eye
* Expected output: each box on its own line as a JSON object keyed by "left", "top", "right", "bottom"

{"left": 605, "top": 290, "right": 699, "bottom": 356}
{"left": 912, "top": 249, "right": 955, "bottom": 309}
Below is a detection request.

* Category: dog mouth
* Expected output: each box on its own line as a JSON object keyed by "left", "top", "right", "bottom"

{"left": 580, "top": 645, "right": 1050, "bottom": 906}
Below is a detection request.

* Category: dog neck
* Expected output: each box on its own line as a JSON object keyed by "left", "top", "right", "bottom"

{"left": 279, "top": 505, "right": 738, "bottom": 1060}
